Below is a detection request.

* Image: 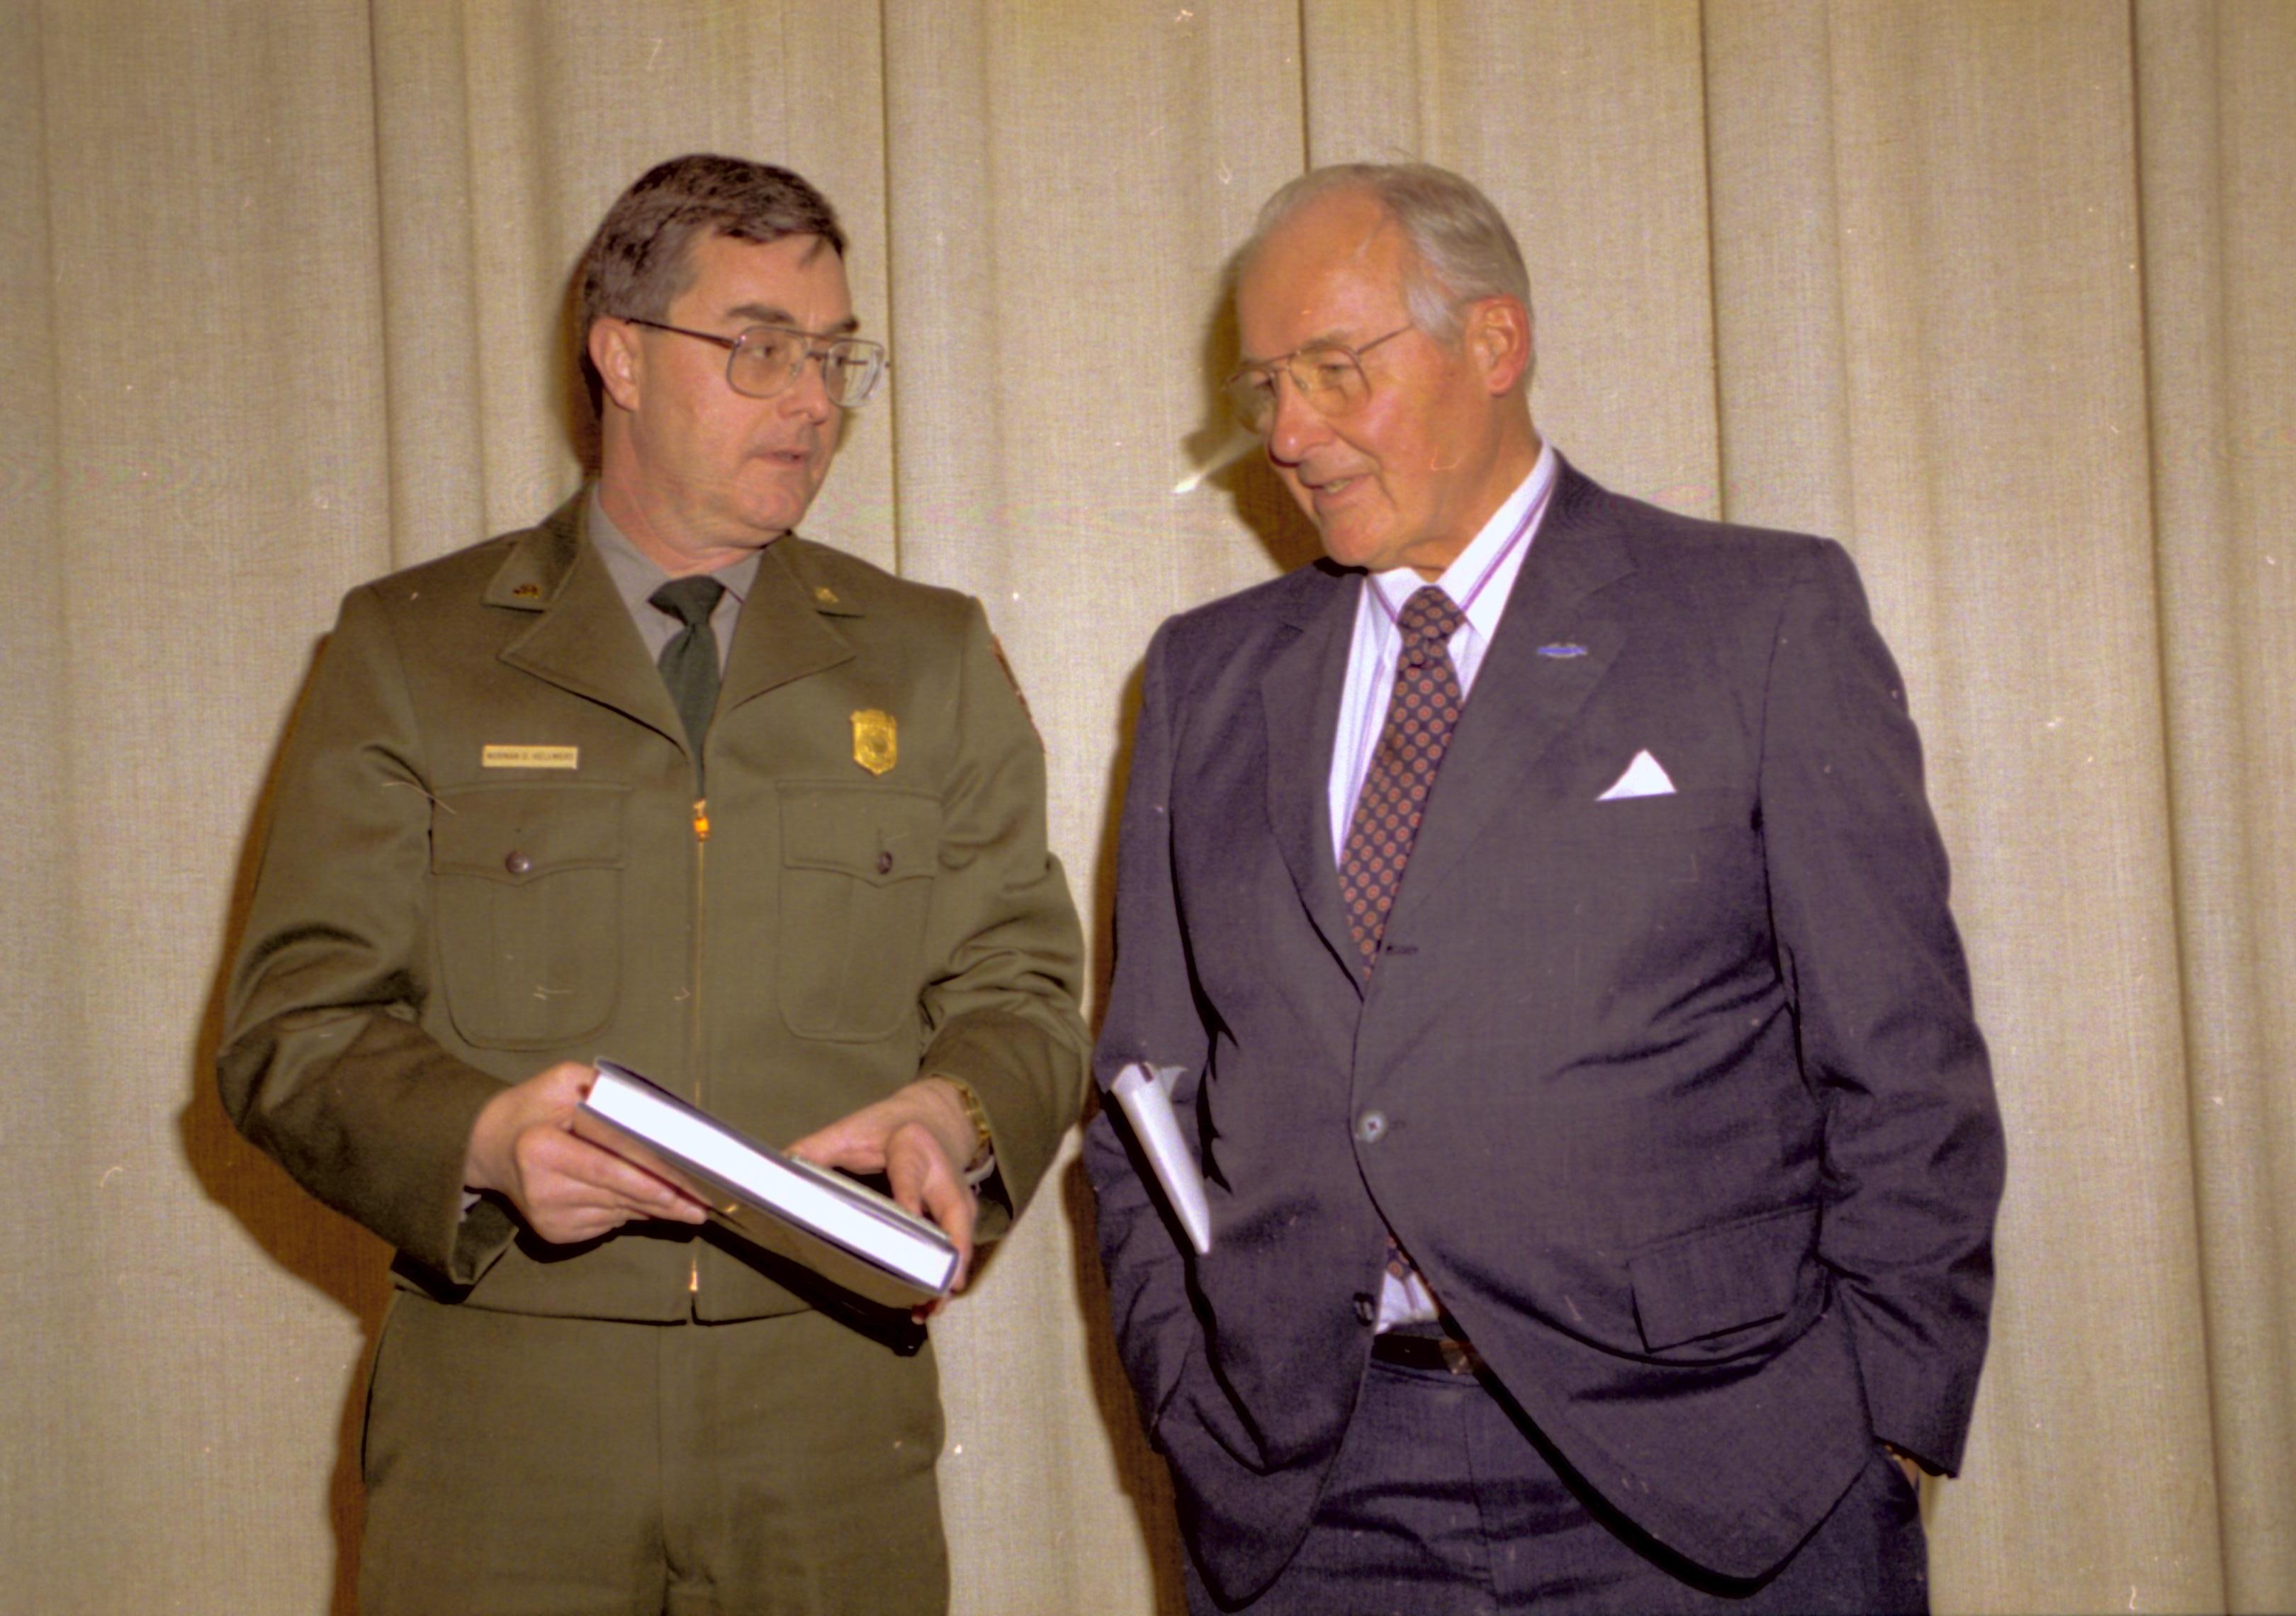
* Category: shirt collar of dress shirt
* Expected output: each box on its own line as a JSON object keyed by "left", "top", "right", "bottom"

{"left": 1363, "top": 437, "right": 1557, "bottom": 638}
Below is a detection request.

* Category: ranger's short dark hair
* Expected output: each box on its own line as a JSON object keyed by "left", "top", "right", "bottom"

{"left": 577, "top": 153, "right": 845, "bottom": 337}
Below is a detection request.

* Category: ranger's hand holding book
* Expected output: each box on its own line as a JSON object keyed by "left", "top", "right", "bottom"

{"left": 463, "top": 1060, "right": 713, "bottom": 1244}
{"left": 463, "top": 1058, "right": 991, "bottom": 1308}
{"left": 782, "top": 1064, "right": 993, "bottom": 1293}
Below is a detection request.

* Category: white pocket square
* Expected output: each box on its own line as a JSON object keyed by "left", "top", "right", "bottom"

{"left": 1597, "top": 750, "right": 1676, "bottom": 801}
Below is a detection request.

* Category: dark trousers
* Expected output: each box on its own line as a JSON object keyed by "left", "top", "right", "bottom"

{"left": 360, "top": 1294, "right": 948, "bottom": 1616}
{"left": 1188, "top": 1355, "right": 1926, "bottom": 1615}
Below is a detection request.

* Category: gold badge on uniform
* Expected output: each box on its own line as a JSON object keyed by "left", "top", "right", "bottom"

{"left": 851, "top": 709, "right": 897, "bottom": 775}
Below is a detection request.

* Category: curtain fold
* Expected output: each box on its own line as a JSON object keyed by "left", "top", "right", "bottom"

{"left": 2138, "top": 4, "right": 2296, "bottom": 1609}
{"left": 1, "top": 0, "right": 82, "bottom": 1589}
{"left": 3, "top": 4, "right": 2290, "bottom": 1611}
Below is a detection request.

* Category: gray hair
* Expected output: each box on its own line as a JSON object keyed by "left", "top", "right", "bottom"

{"left": 577, "top": 154, "right": 845, "bottom": 337}
{"left": 1245, "top": 162, "right": 1533, "bottom": 359}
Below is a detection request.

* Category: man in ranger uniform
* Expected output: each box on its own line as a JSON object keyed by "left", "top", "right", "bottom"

{"left": 220, "top": 154, "right": 1087, "bottom": 1616}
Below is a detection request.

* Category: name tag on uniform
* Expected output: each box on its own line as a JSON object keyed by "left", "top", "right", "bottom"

{"left": 483, "top": 744, "right": 580, "bottom": 770}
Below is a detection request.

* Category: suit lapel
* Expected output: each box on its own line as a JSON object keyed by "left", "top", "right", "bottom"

{"left": 1261, "top": 568, "right": 1361, "bottom": 980}
{"left": 1386, "top": 466, "right": 1635, "bottom": 932}
{"left": 495, "top": 501, "right": 686, "bottom": 746}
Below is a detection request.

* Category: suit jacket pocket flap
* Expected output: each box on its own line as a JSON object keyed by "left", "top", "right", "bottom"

{"left": 1627, "top": 1203, "right": 1816, "bottom": 1353}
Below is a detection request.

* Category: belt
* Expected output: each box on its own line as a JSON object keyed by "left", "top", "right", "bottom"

{"left": 1369, "top": 1329, "right": 1485, "bottom": 1376}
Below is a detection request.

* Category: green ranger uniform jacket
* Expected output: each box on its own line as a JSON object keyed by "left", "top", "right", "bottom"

{"left": 220, "top": 495, "right": 1089, "bottom": 1320}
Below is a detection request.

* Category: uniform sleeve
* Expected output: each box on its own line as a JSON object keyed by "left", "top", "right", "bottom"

{"left": 1082, "top": 621, "right": 1213, "bottom": 1432}
{"left": 1760, "top": 541, "right": 2005, "bottom": 1473}
{"left": 216, "top": 585, "right": 515, "bottom": 1284}
{"left": 913, "top": 600, "right": 1091, "bottom": 1234}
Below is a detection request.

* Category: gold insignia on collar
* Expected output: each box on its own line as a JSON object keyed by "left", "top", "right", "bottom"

{"left": 512, "top": 583, "right": 542, "bottom": 599}
{"left": 814, "top": 585, "right": 839, "bottom": 605}
{"left": 852, "top": 709, "right": 896, "bottom": 775}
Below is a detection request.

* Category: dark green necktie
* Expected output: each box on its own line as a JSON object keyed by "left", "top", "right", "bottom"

{"left": 650, "top": 576, "right": 726, "bottom": 761}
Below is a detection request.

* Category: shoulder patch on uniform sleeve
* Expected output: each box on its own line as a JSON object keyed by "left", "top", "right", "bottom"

{"left": 989, "top": 634, "right": 1042, "bottom": 743}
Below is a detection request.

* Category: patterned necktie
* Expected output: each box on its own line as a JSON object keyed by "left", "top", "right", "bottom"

{"left": 1339, "top": 585, "right": 1468, "bottom": 973}
{"left": 1339, "top": 585, "right": 1466, "bottom": 1320}
{"left": 650, "top": 576, "right": 726, "bottom": 760}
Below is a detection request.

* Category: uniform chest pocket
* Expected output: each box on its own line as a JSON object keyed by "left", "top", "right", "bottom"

{"left": 778, "top": 785, "right": 942, "bottom": 1043}
{"left": 429, "top": 782, "right": 626, "bottom": 1050}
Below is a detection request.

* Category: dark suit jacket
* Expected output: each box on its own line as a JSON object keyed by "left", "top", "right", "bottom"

{"left": 1084, "top": 461, "right": 2002, "bottom": 1603}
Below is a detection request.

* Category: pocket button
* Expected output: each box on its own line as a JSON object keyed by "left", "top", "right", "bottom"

{"left": 504, "top": 850, "right": 531, "bottom": 875}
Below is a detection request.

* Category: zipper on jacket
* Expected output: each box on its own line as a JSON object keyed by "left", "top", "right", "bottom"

{"left": 688, "top": 796, "right": 709, "bottom": 1296}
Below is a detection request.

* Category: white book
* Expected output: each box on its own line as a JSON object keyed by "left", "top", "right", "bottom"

{"left": 575, "top": 1060, "right": 958, "bottom": 1308}
{"left": 1110, "top": 1062, "right": 1211, "bottom": 1255}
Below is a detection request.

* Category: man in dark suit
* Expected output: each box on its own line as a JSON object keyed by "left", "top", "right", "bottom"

{"left": 1085, "top": 162, "right": 2003, "bottom": 1614}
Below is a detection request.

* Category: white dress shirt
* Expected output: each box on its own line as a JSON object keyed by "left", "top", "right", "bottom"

{"left": 1328, "top": 442, "right": 1558, "bottom": 855}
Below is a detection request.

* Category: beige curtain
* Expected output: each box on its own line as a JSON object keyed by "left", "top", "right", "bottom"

{"left": 4, "top": 2, "right": 2289, "bottom": 1610}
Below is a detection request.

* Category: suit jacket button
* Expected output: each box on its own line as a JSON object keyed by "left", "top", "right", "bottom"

{"left": 503, "top": 850, "right": 532, "bottom": 875}
{"left": 1353, "top": 1294, "right": 1377, "bottom": 1325}
{"left": 1356, "top": 1110, "right": 1387, "bottom": 1144}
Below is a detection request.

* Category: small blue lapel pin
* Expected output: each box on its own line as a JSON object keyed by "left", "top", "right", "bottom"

{"left": 1537, "top": 643, "right": 1589, "bottom": 658}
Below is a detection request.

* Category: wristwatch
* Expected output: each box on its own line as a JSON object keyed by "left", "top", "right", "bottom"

{"left": 943, "top": 1077, "right": 996, "bottom": 1184}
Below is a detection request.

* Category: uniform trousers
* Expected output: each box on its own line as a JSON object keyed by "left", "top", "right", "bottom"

{"left": 1186, "top": 1354, "right": 1927, "bottom": 1616}
{"left": 360, "top": 1293, "right": 947, "bottom": 1616}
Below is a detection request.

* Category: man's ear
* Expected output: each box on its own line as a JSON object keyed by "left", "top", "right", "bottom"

{"left": 1465, "top": 296, "right": 1534, "bottom": 396}
{"left": 588, "top": 318, "right": 642, "bottom": 414}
